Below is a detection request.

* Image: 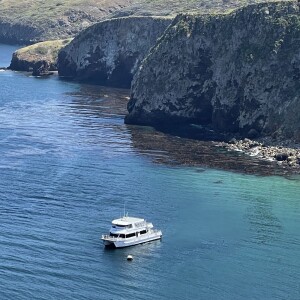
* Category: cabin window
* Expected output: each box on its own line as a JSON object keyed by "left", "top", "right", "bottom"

{"left": 126, "top": 233, "right": 135, "bottom": 238}
{"left": 140, "top": 230, "right": 147, "bottom": 235}
{"left": 109, "top": 233, "right": 119, "bottom": 238}
{"left": 119, "top": 234, "right": 125, "bottom": 238}
{"left": 113, "top": 224, "right": 133, "bottom": 229}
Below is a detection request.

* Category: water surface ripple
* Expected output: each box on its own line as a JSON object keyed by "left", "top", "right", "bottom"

{"left": 0, "top": 45, "right": 300, "bottom": 299}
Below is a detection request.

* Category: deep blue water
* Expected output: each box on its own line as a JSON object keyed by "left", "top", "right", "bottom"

{"left": 0, "top": 43, "right": 19, "bottom": 67}
{"left": 0, "top": 44, "right": 300, "bottom": 300}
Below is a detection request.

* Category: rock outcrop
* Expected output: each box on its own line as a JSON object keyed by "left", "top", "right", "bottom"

{"left": 217, "top": 138, "right": 300, "bottom": 168}
{"left": 125, "top": 1, "right": 300, "bottom": 142}
{"left": 9, "top": 39, "right": 72, "bottom": 76}
{"left": 58, "top": 16, "right": 172, "bottom": 88}
{"left": 0, "top": 22, "right": 42, "bottom": 45}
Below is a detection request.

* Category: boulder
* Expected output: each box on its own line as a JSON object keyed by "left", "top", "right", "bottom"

{"left": 32, "top": 61, "right": 52, "bottom": 76}
{"left": 275, "top": 153, "right": 289, "bottom": 161}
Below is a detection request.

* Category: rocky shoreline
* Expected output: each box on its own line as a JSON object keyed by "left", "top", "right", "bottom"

{"left": 216, "top": 137, "right": 300, "bottom": 171}
{"left": 9, "top": 39, "right": 72, "bottom": 76}
{"left": 131, "top": 121, "right": 300, "bottom": 174}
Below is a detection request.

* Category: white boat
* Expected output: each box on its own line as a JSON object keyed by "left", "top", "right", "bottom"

{"left": 101, "top": 216, "right": 162, "bottom": 248}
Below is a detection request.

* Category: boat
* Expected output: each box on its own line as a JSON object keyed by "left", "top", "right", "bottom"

{"left": 101, "top": 216, "right": 162, "bottom": 248}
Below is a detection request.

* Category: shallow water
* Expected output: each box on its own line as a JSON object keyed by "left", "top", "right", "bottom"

{"left": 0, "top": 44, "right": 300, "bottom": 299}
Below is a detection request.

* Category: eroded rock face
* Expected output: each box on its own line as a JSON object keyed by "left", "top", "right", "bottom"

{"left": 0, "top": 22, "right": 42, "bottom": 45}
{"left": 126, "top": 1, "right": 300, "bottom": 142}
{"left": 9, "top": 39, "right": 72, "bottom": 75}
{"left": 58, "top": 16, "right": 172, "bottom": 88}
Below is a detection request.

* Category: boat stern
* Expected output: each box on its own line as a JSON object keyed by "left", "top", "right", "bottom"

{"left": 101, "top": 235, "right": 116, "bottom": 248}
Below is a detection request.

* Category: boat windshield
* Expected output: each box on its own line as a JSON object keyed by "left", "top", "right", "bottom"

{"left": 112, "top": 224, "right": 133, "bottom": 228}
{"left": 109, "top": 233, "right": 127, "bottom": 238}
{"left": 109, "top": 233, "right": 119, "bottom": 238}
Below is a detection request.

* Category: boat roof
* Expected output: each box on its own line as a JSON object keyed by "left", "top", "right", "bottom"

{"left": 112, "top": 216, "right": 145, "bottom": 226}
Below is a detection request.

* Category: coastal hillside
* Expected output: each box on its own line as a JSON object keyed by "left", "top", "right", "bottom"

{"left": 0, "top": 0, "right": 136, "bottom": 44}
{"left": 0, "top": 0, "right": 290, "bottom": 44}
{"left": 58, "top": 16, "right": 172, "bottom": 88}
{"left": 113, "top": 0, "right": 291, "bottom": 17}
{"left": 9, "top": 39, "right": 72, "bottom": 75}
{"left": 126, "top": 1, "right": 300, "bottom": 142}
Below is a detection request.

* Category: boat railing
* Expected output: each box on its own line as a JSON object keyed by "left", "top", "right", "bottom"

{"left": 102, "top": 229, "right": 161, "bottom": 241}
{"left": 101, "top": 235, "right": 122, "bottom": 241}
{"left": 151, "top": 229, "right": 162, "bottom": 235}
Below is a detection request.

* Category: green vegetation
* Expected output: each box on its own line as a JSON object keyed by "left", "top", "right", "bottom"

{"left": 115, "top": 0, "right": 293, "bottom": 16}
{"left": 0, "top": 0, "right": 118, "bottom": 22}
{"left": 0, "top": 0, "right": 294, "bottom": 43}
{"left": 15, "top": 39, "right": 72, "bottom": 64}
{"left": 0, "top": 0, "right": 135, "bottom": 42}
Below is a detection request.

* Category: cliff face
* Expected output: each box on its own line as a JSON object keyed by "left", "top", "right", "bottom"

{"left": 9, "top": 39, "right": 72, "bottom": 75}
{"left": 126, "top": 1, "right": 300, "bottom": 142}
{"left": 58, "top": 16, "right": 172, "bottom": 88}
{"left": 0, "top": 22, "right": 43, "bottom": 45}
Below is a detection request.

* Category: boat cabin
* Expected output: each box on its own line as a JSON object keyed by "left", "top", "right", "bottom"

{"left": 109, "top": 217, "right": 153, "bottom": 239}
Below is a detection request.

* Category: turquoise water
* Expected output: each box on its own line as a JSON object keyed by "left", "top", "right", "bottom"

{"left": 0, "top": 44, "right": 300, "bottom": 299}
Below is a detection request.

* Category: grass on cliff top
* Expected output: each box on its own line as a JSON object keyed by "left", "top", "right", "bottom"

{"left": 114, "top": 0, "right": 294, "bottom": 16}
{"left": 0, "top": 0, "right": 135, "bottom": 24}
{"left": 15, "top": 39, "right": 72, "bottom": 62}
{"left": 0, "top": 0, "right": 293, "bottom": 22}
{"left": 0, "top": 0, "right": 294, "bottom": 42}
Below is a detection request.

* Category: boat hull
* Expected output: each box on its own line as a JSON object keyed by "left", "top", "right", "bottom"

{"left": 102, "top": 231, "right": 162, "bottom": 248}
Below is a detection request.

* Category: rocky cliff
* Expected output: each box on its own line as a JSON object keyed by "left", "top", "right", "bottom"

{"left": 9, "top": 39, "right": 72, "bottom": 75}
{"left": 126, "top": 1, "right": 300, "bottom": 142}
{"left": 58, "top": 16, "right": 172, "bottom": 88}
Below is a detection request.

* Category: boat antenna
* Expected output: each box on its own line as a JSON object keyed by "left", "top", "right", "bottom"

{"left": 123, "top": 201, "right": 128, "bottom": 218}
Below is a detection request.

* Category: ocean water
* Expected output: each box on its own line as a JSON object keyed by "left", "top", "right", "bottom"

{"left": 0, "top": 44, "right": 300, "bottom": 300}
{"left": 0, "top": 43, "right": 20, "bottom": 68}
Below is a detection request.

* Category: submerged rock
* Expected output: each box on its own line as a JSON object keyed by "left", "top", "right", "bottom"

{"left": 58, "top": 16, "right": 172, "bottom": 88}
{"left": 126, "top": 1, "right": 300, "bottom": 142}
